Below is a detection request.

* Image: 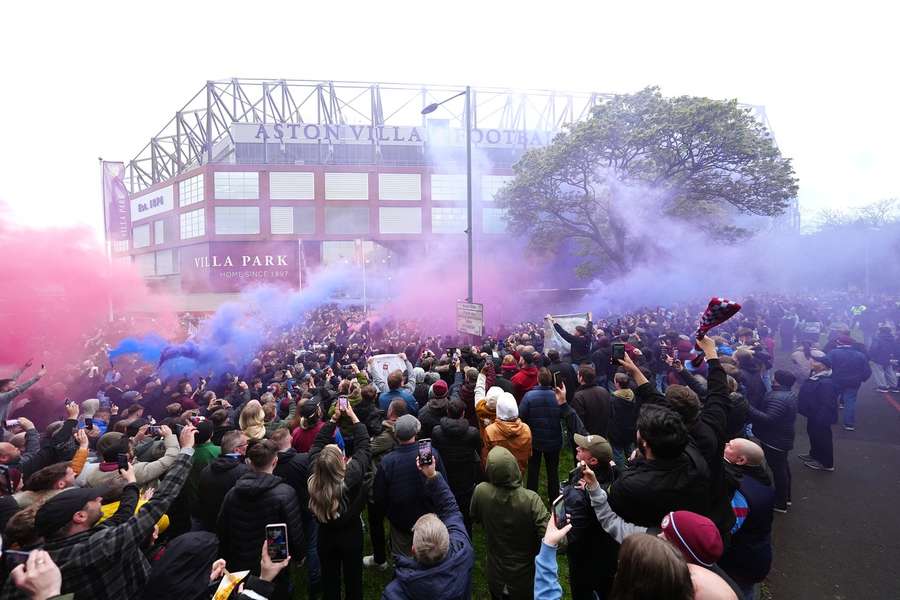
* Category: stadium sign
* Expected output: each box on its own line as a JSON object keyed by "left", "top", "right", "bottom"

{"left": 180, "top": 241, "right": 300, "bottom": 293}
{"left": 232, "top": 123, "right": 552, "bottom": 149}
{"left": 130, "top": 185, "right": 174, "bottom": 221}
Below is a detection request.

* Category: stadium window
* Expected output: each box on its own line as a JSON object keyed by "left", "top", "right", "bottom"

{"left": 215, "top": 206, "right": 260, "bottom": 235}
{"left": 180, "top": 208, "right": 205, "bottom": 239}
{"left": 112, "top": 240, "right": 130, "bottom": 253}
{"left": 154, "top": 220, "right": 165, "bottom": 245}
{"left": 214, "top": 171, "right": 259, "bottom": 200}
{"left": 179, "top": 174, "right": 205, "bottom": 206}
{"left": 132, "top": 224, "right": 151, "bottom": 248}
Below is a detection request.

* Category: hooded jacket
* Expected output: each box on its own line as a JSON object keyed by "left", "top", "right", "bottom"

{"left": 511, "top": 366, "right": 539, "bottom": 402}
{"left": 470, "top": 447, "right": 548, "bottom": 600}
{"left": 418, "top": 396, "right": 449, "bottom": 439}
{"left": 195, "top": 454, "right": 249, "bottom": 531}
{"left": 217, "top": 471, "right": 304, "bottom": 573}
{"left": 382, "top": 473, "right": 474, "bottom": 600}
{"left": 484, "top": 418, "right": 532, "bottom": 474}
{"left": 608, "top": 389, "right": 637, "bottom": 448}
{"left": 432, "top": 416, "right": 481, "bottom": 498}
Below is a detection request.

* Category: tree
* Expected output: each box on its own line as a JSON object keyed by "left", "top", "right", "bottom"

{"left": 814, "top": 198, "right": 899, "bottom": 230}
{"left": 496, "top": 87, "right": 798, "bottom": 278}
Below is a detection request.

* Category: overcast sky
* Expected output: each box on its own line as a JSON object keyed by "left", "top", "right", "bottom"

{"left": 1, "top": 1, "right": 896, "bottom": 235}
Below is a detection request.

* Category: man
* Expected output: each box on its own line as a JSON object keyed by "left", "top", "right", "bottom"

{"left": 546, "top": 350, "right": 577, "bottom": 404}
{"left": 364, "top": 399, "right": 407, "bottom": 570}
{"left": 562, "top": 434, "right": 618, "bottom": 600}
{"left": 372, "top": 354, "right": 418, "bottom": 415}
{"left": 0, "top": 425, "right": 196, "bottom": 600}
{"left": 510, "top": 352, "right": 539, "bottom": 402}
{"left": 2, "top": 404, "right": 79, "bottom": 483}
{"left": 195, "top": 430, "right": 249, "bottom": 531}
{"left": 546, "top": 314, "right": 594, "bottom": 365}
{"left": 608, "top": 373, "right": 637, "bottom": 470}
{"left": 519, "top": 368, "right": 564, "bottom": 501}
{"left": 827, "top": 335, "right": 870, "bottom": 431}
{"left": 270, "top": 427, "right": 319, "bottom": 599}
{"left": 719, "top": 438, "right": 775, "bottom": 599}
{"left": 418, "top": 379, "right": 450, "bottom": 439}
{"left": 218, "top": 438, "right": 304, "bottom": 598}
{"left": 432, "top": 398, "right": 481, "bottom": 536}
{"left": 183, "top": 421, "right": 221, "bottom": 507}
{"left": 374, "top": 414, "right": 447, "bottom": 558}
{"left": 383, "top": 457, "right": 474, "bottom": 600}
{"left": 869, "top": 325, "right": 899, "bottom": 392}
{"left": 747, "top": 370, "right": 797, "bottom": 512}
{"left": 80, "top": 427, "right": 180, "bottom": 488}
{"left": 797, "top": 350, "right": 838, "bottom": 472}
{"left": 0, "top": 364, "right": 46, "bottom": 425}
{"left": 483, "top": 393, "right": 532, "bottom": 475}
{"left": 470, "top": 446, "right": 548, "bottom": 600}
{"left": 0, "top": 418, "right": 41, "bottom": 490}
{"left": 571, "top": 364, "right": 611, "bottom": 437}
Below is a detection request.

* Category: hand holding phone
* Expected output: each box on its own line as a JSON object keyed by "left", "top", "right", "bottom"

{"left": 337, "top": 396, "right": 349, "bottom": 412}
{"left": 552, "top": 494, "right": 570, "bottom": 528}
{"left": 417, "top": 439, "right": 433, "bottom": 466}
{"left": 612, "top": 342, "right": 626, "bottom": 363}
{"left": 265, "top": 523, "right": 289, "bottom": 562}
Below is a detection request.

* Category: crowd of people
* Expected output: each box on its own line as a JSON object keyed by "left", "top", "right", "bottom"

{"left": 0, "top": 292, "right": 896, "bottom": 600}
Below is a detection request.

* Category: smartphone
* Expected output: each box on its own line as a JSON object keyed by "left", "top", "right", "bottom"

{"left": 552, "top": 494, "right": 569, "bottom": 528}
{"left": 85, "top": 418, "right": 94, "bottom": 430}
{"left": 612, "top": 342, "right": 626, "bottom": 362}
{"left": 417, "top": 438, "right": 433, "bottom": 465}
{"left": 147, "top": 425, "right": 161, "bottom": 436}
{"left": 567, "top": 464, "right": 584, "bottom": 486}
{"left": 553, "top": 371, "right": 563, "bottom": 389}
{"left": 4, "top": 419, "right": 18, "bottom": 429}
{"left": 337, "top": 396, "right": 349, "bottom": 411}
{"left": 190, "top": 416, "right": 205, "bottom": 426}
{"left": 265, "top": 523, "right": 289, "bottom": 562}
{"left": 117, "top": 452, "right": 130, "bottom": 471}
{"left": 4, "top": 550, "right": 30, "bottom": 570}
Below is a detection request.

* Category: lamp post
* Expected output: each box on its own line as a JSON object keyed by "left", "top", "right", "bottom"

{"left": 422, "top": 87, "right": 474, "bottom": 304}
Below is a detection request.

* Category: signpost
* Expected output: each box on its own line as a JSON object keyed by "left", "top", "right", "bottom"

{"left": 456, "top": 301, "right": 484, "bottom": 337}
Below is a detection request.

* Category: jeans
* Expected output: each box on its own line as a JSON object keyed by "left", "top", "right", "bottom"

{"left": 872, "top": 362, "right": 898, "bottom": 389}
{"left": 807, "top": 419, "right": 833, "bottom": 468}
{"left": 655, "top": 372, "right": 668, "bottom": 392}
{"left": 839, "top": 386, "right": 859, "bottom": 427}
{"left": 527, "top": 449, "right": 561, "bottom": 500}
{"left": 301, "top": 510, "right": 321, "bottom": 587}
{"left": 762, "top": 445, "right": 791, "bottom": 508}
{"left": 762, "top": 370, "right": 772, "bottom": 393}
{"left": 612, "top": 443, "right": 636, "bottom": 472}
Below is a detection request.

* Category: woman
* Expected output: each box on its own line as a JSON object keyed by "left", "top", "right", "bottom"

{"left": 609, "top": 534, "right": 694, "bottom": 600}
{"left": 307, "top": 403, "right": 371, "bottom": 600}
{"left": 797, "top": 351, "right": 838, "bottom": 472}
{"left": 291, "top": 399, "right": 325, "bottom": 452}
{"left": 239, "top": 399, "right": 266, "bottom": 440}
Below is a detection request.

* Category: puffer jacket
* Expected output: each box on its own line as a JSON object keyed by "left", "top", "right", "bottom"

{"left": 374, "top": 442, "right": 447, "bottom": 532}
{"left": 608, "top": 389, "right": 637, "bottom": 448}
{"left": 797, "top": 371, "right": 839, "bottom": 424}
{"left": 828, "top": 346, "right": 872, "bottom": 389}
{"left": 748, "top": 387, "right": 797, "bottom": 451}
{"left": 470, "top": 447, "right": 548, "bottom": 600}
{"left": 195, "top": 454, "right": 249, "bottom": 531}
{"left": 432, "top": 416, "right": 481, "bottom": 498}
{"left": 217, "top": 471, "right": 305, "bottom": 573}
{"left": 738, "top": 360, "right": 767, "bottom": 410}
{"left": 518, "top": 386, "right": 563, "bottom": 452}
{"left": 483, "top": 419, "right": 532, "bottom": 474}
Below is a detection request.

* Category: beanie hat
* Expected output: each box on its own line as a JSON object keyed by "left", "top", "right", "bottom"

{"left": 424, "top": 372, "right": 440, "bottom": 386}
{"left": 660, "top": 511, "right": 723, "bottom": 567}
{"left": 195, "top": 420, "right": 214, "bottom": 445}
{"left": 496, "top": 393, "right": 518, "bottom": 421}
{"left": 431, "top": 380, "right": 449, "bottom": 399}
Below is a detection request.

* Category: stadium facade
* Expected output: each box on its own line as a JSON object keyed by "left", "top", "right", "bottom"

{"left": 105, "top": 79, "right": 797, "bottom": 310}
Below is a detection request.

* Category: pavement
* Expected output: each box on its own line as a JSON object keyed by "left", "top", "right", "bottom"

{"left": 765, "top": 375, "right": 900, "bottom": 599}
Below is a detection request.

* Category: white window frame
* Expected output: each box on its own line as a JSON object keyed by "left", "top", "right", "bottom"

{"left": 180, "top": 208, "right": 206, "bottom": 240}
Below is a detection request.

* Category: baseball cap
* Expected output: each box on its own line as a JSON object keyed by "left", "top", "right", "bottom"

{"left": 660, "top": 511, "right": 723, "bottom": 567}
{"left": 573, "top": 433, "right": 613, "bottom": 464}
{"left": 35, "top": 486, "right": 110, "bottom": 537}
{"left": 394, "top": 414, "right": 420, "bottom": 442}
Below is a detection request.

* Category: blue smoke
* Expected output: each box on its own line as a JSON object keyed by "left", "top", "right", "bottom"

{"left": 108, "top": 334, "right": 168, "bottom": 365}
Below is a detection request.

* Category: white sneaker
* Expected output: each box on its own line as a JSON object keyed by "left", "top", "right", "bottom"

{"left": 363, "top": 555, "right": 388, "bottom": 570}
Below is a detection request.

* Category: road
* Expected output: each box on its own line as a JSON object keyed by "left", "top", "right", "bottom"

{"left": 766, "top": 377, "right": 900, "bottom": 599}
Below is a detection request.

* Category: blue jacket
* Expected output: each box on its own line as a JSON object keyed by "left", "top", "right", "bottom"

{"left": 797, "top": 373, "right": 839, "bottom": 425}
{"left": 382, "top": 473, "right": 474, "bottom": 600}
{"left": 719, "top": 466, "right": 774, "bottom": 583}
{"left": 519, "top": 386, "right": 564, "bottom": 452}
{"left": 747, "top": 387, "right": 797, "bottom": 452}
{"left": 379, "top": 389, "right": 419, "bottom": 416}
{"left": 374, "top": 443, "right": 447, "bottom": 532}
{"left": 827, "top": 346, "right": 871, "bottom": 389}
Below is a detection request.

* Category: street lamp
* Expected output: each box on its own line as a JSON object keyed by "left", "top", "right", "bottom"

{"left": 422, "top": 87, "right": 474, "bottom": 304}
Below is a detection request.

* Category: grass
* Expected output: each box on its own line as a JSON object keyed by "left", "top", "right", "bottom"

{"left": 291, "top": 448, "right": 577, "bottom": 599}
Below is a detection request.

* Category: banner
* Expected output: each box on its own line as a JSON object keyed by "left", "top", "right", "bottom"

{"left": 102, "top": 161, "right": 130, "bottom": 241}
{"left": 543, "top": 313, "right": 589, "bottom": 357}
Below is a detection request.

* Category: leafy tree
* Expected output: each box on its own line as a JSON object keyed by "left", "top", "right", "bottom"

{"left": 496, "top": 87, "right": 798, "bottom": 277}
{"left": 814, "top": 197, "right": 899, "bottom": 230}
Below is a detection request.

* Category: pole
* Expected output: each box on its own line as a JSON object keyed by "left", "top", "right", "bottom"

{"left": 362, "top": 253, "right": 368, "bottom": 316}
{"left": 465, "top": 86, "right": 473, "bottom": 304}
{"left": 864, "top": 232, "right": 870, "bottom": 297}
{"left": 99, "top": 160, "right": 114, "bottom": 323}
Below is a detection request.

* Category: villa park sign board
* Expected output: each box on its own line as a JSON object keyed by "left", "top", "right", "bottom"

{"left": 231, "top": 123, "right": 553, "bottom": 149}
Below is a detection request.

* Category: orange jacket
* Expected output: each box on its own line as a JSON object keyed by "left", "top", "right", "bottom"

{"left": 484, "top": 419, "right": 532, "bottom": 474}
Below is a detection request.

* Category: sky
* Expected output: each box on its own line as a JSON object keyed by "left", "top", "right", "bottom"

{"left": 1, "top": 0, "right": 897, "bottom": 236}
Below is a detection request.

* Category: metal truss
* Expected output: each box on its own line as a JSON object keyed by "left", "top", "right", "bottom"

{"left": 124, "top": 78, "right": 615, "bottom": 193}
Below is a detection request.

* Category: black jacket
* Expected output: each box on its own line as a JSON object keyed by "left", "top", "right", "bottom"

{"left": 431, "top": 416, "right": 481, "bottom": 498}
{"left": 217, "top": 471, "right": 304, "bottom": 573}
{"left": 738, "top": 361, "right": 767, "bottom": 411}
{"left": 196, "top": 455, "right": 249, "bottom": 531}
{"left": 571, "top": 384, "right": 611, "bottom": 437}
{"left": 748, "top": 387, "right": 797, "bottom": 451}
{"left": 719, "top": 464, "right": 775, "bottom": 584}
{"left": 309, "top": 421, "right": 372, "bottom": 529}
{"left": 869, "top": 331, "right": 898, "bottom": 366}
{"left": 608, "top": 390, "right": 637, "bottom": 448}
{"left": 418, "top": 400, "right": 449, "bottom": 440}
{"left": 548, "top": 361, "right": 578, "bottom": 404}
{"left": 374, "top": 442, "right": 447, "bottom": 532}
{"left": 274, "top": 448, "right": 311, "bottom": 513}
{"left": 797, "top": 374, "right": 839, "bottom": 424}
{"left": 554, "top": 322, "right": 593, "bottom": 364}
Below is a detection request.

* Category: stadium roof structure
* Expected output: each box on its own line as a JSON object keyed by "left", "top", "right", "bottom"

{"left": 124, "top": 78, "right": 774, "bottom": 194}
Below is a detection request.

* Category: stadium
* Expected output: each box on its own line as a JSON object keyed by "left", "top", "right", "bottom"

{"left": 105, "top": 78, "right": 796, "bottom": 311}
